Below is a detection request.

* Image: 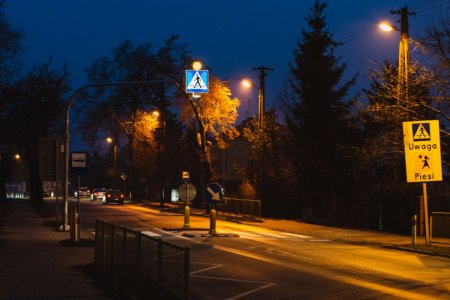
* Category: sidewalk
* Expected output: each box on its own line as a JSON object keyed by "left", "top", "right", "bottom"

{"left": 0, "top": 198, "right": 125, "bottom": 300}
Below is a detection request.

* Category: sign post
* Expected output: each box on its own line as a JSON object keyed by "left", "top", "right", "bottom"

{"left": 69, "top": 151, "right": 86, "bottom": 242}
{"left": 178, "top": 171, "right": 195, "bottom": 229}
{"left": 203, "top": 183, "right": 224, "bottom": 235}
{"left": 403, "top": 120, "right": 442, "bottom": 245}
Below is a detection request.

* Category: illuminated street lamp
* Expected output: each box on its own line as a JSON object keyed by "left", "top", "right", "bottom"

{"left": 106, "top": 137, "right": 118, "bottom": 187}
{"left": 379, "top": 6, "right": 414, "bottom": 118}
{"left": 152, "top": 110, "right": 166, "bottom": 208}
{"left": 241, "top": 79, "right": 264, "bottom": 126}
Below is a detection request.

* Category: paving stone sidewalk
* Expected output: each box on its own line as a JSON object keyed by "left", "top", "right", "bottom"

{"left": 0, "top": 198, "right": 124, "bottom": 300}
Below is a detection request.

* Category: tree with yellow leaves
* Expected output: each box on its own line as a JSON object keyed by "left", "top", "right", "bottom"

{"left": 180, "top": 75, "right": 240, "bottom": 181}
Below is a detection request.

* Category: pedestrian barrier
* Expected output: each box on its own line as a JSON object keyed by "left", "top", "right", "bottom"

{"left": 217, "top": 197, "right": 261, "bottom": 222}
{"left": 95, "top": 220, "right": 190, "bottom": 299}
{"left": 430, "top": 212, "right": 450, "bottom": 245}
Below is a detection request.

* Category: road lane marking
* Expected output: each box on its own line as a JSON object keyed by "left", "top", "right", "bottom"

{"left": 189, "top": 262, "right": 223, "bottom": 275}
{"left": 190, "top": 275, "right": 275, "bottom": 300}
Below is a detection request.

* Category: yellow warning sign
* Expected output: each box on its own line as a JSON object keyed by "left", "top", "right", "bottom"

{"left": 403, "top": 120, "right": 442, "bottom": 183}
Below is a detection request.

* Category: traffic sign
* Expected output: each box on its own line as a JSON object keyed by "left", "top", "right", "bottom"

{"left": 203, "top": 183, "right": 224, "bottom": 205}
{"left": 403, "top": 120, "right": 442, "bottom": 183}
{"left": 70, "top": 152, "right": 87, "bottom": 174}
{"left": 186, "top": 70, "right": 209, "bottom": 93}
{"left": 178, "top": 182, "right": 196, "bottom": 202}
{"left": 182, "top": 171, "right": 190, "bottom": 181}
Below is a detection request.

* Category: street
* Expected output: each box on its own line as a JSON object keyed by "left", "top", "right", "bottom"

{"left": 70, "top": 198, "right": 450, "bottom": 300}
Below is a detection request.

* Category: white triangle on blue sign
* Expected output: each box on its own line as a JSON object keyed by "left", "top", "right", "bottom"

{"left": 187, "top": 71, "right": 207, "bottom": 90}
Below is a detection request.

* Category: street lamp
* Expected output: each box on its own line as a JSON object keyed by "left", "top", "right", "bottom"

{"left": 241, "top": 79, "right": 263, "bottom": 126}
{"left": 152, "top": 110, "right": 166, "bottom": 208}
{"left": 241, "top": 66, "right": 273, "bottom": 127}
{"left": 379, "top": 6, "right": 413, "bottom": 118}
{"left": 106, "top": 137, "right": 118, "bottom": 187}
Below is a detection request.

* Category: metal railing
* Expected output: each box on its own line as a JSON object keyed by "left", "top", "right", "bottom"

{"left": 95, "top": 220, "right": 190, "bottom": 299}
{"left": 217, "top": 197, "right": 261, "bottom": 221}
{"left": 430, "top": 212, "right": 450, "bottom": 245}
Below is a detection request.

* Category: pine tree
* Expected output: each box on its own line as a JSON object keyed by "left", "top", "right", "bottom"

{"left": 287, "top": 1, "right": 357, "bottom": 196}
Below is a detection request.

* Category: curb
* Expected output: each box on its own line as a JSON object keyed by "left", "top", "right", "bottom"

{"left": 382, "top": 245, "right": 450, "bottom": 259}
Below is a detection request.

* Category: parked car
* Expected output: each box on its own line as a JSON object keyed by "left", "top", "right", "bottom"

{"left": 74, "top": 187, "right": 90, "bottom": 198}
{"left": 90, "top": 188, "right": 106, "bottom": 201}
{"left": 102, "top": 189, "right": 124, "bottom": 205}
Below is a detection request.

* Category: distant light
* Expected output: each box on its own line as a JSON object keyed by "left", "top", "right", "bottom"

{"left": 14, "top": 153, "right": 20, "bottom": 160}
{"left": 152, "top": 110, "right": 160, "bottom": 117}
{"left": 192, "top": 61, "right": 202, "bottom": 70}
{"left": 379, "top": 22, "right": 394, "bottom": 32}
{"left": 241, "top": 79, "right": 252, "bottom": 88}
{"left": 106, "top": 137, "right": 113, "bottom": 143}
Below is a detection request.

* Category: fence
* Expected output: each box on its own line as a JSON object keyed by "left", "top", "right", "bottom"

{"left": 95, "top": 220, "right": 190, "bottom": 299}
{"left": 430, "top": 212, "right": 450, "bottom": 245}
{"left": 217, "top": 197, "right": 261, "bottom": 222}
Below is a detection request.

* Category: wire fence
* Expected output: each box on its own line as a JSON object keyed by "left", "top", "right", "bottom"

{"left": 95, "top": 220, "right": 190, "bottom": 299}
{"left": 430, "top": 212, "right": 450, "bottom": 245}
{"left": 217, "top": 197, "right": 261, "bottom": 222}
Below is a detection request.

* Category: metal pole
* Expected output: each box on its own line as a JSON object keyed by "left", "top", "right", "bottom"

{"left": 423, "top": 183, "right": 430, "bottom": 246}
{"left": 412, "top": 214, "right": 417, "bottom": 245}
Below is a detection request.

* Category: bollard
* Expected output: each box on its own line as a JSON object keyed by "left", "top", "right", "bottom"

{"left": 209, "top": 208, "right": 217, "bottom": 235}
{"left": 70, "top": 208, "right": 80, "bottom": 244}
{"left": 412, "top": 214, "right": 417, "bottom": 245}
{"left": 183, "top": 204, "right": 190, "bottom": 229}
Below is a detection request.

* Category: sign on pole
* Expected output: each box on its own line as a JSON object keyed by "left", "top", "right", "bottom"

{"left": 178, "top": 182, "right": 196, "bottom": 202}
{"left": 186, "top": 70, "right": 209, "bottom": 93}
{"left": 203, "top": 183, "right": 224, "bottom": 205}
{"left": 403, "top": 120, "right": 442, "bottom": 183}
{"left": 70, "top": 152, "right": 87, "bottom": 174}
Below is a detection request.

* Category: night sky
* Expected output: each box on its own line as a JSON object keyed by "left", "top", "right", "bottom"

{"left": 4, "top": 0, "right": 445, "bottom": 121}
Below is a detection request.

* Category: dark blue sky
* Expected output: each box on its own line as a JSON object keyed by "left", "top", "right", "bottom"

{"left": 4, "top": 0, "right": 445, "bottom": 120}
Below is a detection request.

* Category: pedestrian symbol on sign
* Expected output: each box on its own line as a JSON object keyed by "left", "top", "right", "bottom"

{"left": 412, "top": 123, "right": 431, "bottom": 141}
{"left": 186, "top": 70, "right": 209, "bottom": 93}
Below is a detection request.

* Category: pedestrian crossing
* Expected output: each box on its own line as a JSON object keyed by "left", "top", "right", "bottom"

{"left": 235, "top": 231, "right": 330, "bottom": 242}
{"left": 90, "top": 228, "right": 330, "bottom": 242}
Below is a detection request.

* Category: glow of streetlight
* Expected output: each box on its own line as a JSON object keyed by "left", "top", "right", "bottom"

{"left": 379, "top": 22, "right": 398, "bottom": 32}
{"left": 14, "top": 153, "right": 20, "bottom": 160}
{"left": 152, "top": 110, "right": 160, "bottom": 117}
{"left": 106, "top": 137, "right": 113, "bottom": 144}
{"left": 192, "top": 61, "right": 202, "bottom": 70}
{"left": 241, "top": 79, "right": 253, "bottom": 88}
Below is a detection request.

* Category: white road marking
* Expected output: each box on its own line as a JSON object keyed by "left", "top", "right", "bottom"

{"left": 141, "top": 230, "right": 162, "bottom": 237}
{"left": 189, "top": 262, "right": 223, "bottom": 275}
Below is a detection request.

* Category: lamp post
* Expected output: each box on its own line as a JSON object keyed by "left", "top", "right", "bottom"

{"left": 106, "top": 137, "right": 118, "bottom": 187}
{"left": 379, "top": 6, "right": 414, "bottom": 119}
{"left": 14, "top": 153, "right": 23, "bottom": 198}
{"left": 241, "top": 79, "right": 262, "bottom": 126}
{"left": 63, "top": 80, "right": 174, "bottom": 231}
{"left": 152, "top": 110, "right": 166, "bottom": 208}
{"left": 241, "top": 66, "right": 273, "bottom": 127}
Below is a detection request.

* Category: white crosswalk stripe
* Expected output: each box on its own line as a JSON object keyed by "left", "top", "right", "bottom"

{"left": 236, "top": 231, "right": 327, "bottom": 242}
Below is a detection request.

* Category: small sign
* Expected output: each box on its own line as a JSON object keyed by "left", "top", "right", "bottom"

{"left": 403, "top": 120, "right": 442, "bottom": 183}
{"left": 178, "top": 182, "right": 196, "bottom": 202}
{"left": 70, "top": 152, "right": 87, "bottom": 174}
{"left": 186, "top": 70, "right": 209, "bottom": 93}
{"left": 182, "top": 171, "right": 190, "bottom": 181}
{"left": 203, "top": 183, "right": 224, "bottom": 205}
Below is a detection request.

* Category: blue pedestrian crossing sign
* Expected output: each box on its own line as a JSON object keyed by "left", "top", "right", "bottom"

{"left": 203, "top": 183, "right": 224, "bottom": 205}
{"left": 186, "top": 70, "right": 209, "bottom": 93}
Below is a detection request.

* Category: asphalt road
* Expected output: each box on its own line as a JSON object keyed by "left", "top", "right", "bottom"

{"left": 69, "top": 198, "right": 450, "bottom": 300}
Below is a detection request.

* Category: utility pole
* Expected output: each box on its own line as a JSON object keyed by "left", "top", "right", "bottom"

{"left": 391, "top": 6, "right": 415, "bottom": 120}
{"left": 253, "top": 66, "right": 273, "bottom": 127}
